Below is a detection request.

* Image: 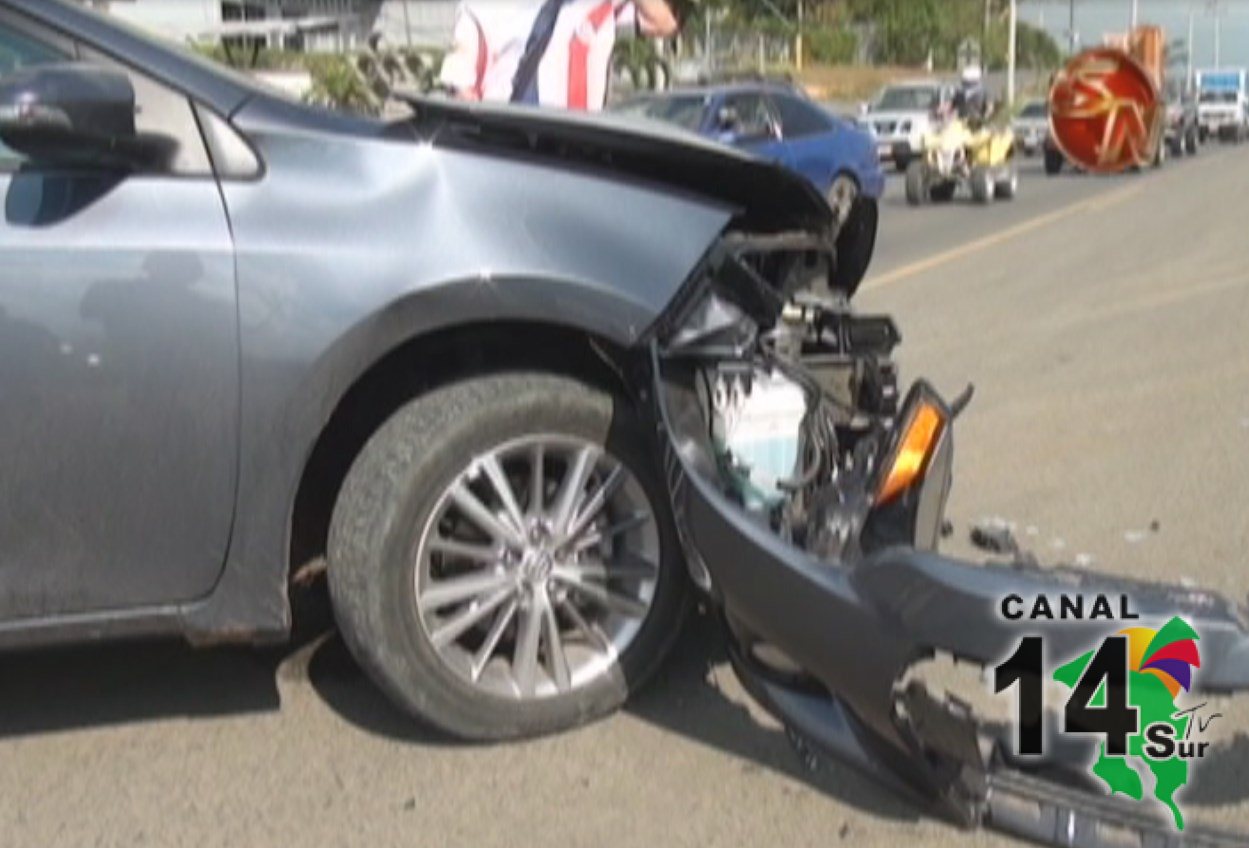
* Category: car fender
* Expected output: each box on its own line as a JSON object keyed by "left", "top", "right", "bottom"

{"left": 181, "top": 127, "right": 733, "bottom": 641}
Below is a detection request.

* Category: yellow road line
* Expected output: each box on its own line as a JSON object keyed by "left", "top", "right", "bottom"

{"left": 862, "top": 183, "right": 1144, "bottom": 290}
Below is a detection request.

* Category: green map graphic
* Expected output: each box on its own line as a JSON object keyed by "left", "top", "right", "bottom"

{"left": 1053, "top": 618, "right": 1199, "bottom": 831}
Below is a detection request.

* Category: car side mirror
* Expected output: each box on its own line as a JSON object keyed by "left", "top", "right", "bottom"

{"left": 0, "top": 62, "right": 172, "bottom": 171}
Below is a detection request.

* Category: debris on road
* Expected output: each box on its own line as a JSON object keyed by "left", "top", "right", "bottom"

{"left": 1124, "top": 522, "right": 1160, "bottom": 544}
{"left": 970, "top": 517, "right": 1019, "bottom": 555}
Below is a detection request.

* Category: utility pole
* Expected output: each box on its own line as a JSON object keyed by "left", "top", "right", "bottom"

{"left": 983, "top": 0, "right": 991, "bottom": 65}
{"left": 705, "top": 12, "right": 713, "bottom": 74}
{"left": 1130, "top": 0, "right": 1138, "bottom": 30}
{"left": 1187, "top": 9, "right": 1194, "bottom": 86}
{"left": 795, "top": 0, "right": 804, "bottom": 72}
{"left": 402, "top": 0, "right": 412, "bottom": 48}
{"left": 1008, "top": 0, "right": 1017, "bottom": 105}
{"left": 1215, "top": 8, "right": 1221, "bottom": 67}
{"left": 1069, "top": 0, "right": 1077, "bottom": 54}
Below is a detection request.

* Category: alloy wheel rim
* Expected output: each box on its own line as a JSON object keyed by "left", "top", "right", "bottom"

{"left": 414, "top": 434, "right": 660, "bottom": 700}
{"left": 829, "top": 175, "right": 857, "bottom": 227}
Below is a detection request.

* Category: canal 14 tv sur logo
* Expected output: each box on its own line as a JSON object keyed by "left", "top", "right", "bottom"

{"left": 994, "top": 592, "right": 1217, "bottom": 831}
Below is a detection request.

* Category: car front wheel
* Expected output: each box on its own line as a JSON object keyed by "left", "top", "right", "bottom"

{"left": 1043, "top": 145, "right": 1064, "bottom": 175}
{"left": 904, "top": 160, "right": 927, "bottom": 205}
{"left": 827, "top": 172, "right": 858, "bottom": 228}
{"left": 328, "top": 372, "right": 688, "bottom": 740}
{"left": 970, "top": 166, "right": 994, "bottom": 203}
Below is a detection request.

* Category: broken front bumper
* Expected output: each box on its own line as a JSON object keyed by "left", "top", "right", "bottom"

{"left": 652, "top": 350, "right": 1249, "bottom": 847}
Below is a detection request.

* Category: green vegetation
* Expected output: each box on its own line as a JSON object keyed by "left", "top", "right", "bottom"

{"left": 184, "top": 1, "right": 1063, "bottom": 109}
{"left": 190, "top": 42, "right": 443, "bottom": 115}
{"left": 673, "top": 1, "right": 1061, "bottom": 71}
{"left": 612, "top": 38, "right": 672, "bottom": 90}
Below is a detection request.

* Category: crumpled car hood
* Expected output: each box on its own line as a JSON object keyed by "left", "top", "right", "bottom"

{"left": 399, "top": 95, "right": 833, "bottom": 236}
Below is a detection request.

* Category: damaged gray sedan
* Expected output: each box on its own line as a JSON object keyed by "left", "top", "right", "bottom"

{"left": 1, "top": 3, "right": 1247, "bottom": 846}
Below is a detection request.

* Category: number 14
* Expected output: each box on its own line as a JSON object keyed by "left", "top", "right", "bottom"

{"left": 994, "top": 635, "right": 1139, "bottom": 756}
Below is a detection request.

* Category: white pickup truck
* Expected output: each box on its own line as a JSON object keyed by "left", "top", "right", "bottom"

{"left": 861, "top": 80, "right": 954, "bottom": 171}
{"left": 1195, "top": 68, "right": 1249, "bottom": 142}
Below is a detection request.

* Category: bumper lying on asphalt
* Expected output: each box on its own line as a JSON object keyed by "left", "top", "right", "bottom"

{"left": 646, "top": 229, "right": 1249, "bottom": 846}
{"left": 659, "top": 373, "right": 1249, "bottom": 843}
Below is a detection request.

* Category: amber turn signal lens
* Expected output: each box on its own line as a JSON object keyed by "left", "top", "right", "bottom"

{"left": 876, "top": 402, "right": 944, "bottom": 506}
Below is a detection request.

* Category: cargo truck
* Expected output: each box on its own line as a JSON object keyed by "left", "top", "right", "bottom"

{"left": 1195, "top": 68, "right": 1249, "bottom": 142}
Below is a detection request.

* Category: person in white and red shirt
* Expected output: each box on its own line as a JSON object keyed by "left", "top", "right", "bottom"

{"left": 439, "top": 0, "right": 677, "bottom": 111}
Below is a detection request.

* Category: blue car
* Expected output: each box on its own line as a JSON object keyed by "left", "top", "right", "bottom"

{"left": 613, "top": 82, "right": 882, "bottom": 285}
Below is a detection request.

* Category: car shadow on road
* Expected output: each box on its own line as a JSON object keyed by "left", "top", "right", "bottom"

{"left": 0, "top": 585, "right": 457, "bottom": 747}
{"left": 0, "top": 639, "right": 281, "bottom": 737}
{"left": 304, "top": 631, "right": 453, "bottom": 746}
{"left": 3, "top": 586, "right": 1244, "bottom": 824}
{"left": 621, "top": 608, "right": 924, "bottom": 824}
{"left": 0, "top": 584, "right": 321, "bottom": 739}
{"left": 305, "top": 602, "right": 923, "bottom": 823}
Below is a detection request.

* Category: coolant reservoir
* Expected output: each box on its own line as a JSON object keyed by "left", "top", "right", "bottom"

{"left": 712, "top": 369, "right": 808, "bottom": 509}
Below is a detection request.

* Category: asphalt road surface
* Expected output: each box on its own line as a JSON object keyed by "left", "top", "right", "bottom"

{"left": 3, "top": 144, "right": 1248, "bottom": 848}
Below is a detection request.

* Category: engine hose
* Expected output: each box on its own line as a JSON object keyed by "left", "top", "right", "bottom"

{"left": 777, "top": 418, "right": 822, "bottom": 492}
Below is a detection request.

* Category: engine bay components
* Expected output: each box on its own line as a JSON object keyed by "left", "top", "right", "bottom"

{"left": 710, "top": 365, "right": 808, "bottom": 510}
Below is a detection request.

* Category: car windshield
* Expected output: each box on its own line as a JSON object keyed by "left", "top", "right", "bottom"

{"left": 1019, "top": 102, "right": 1046, "bottom": 118}
{"left": 875, "top": 86, "right": 937, "bottom": 111}
{"left": 612, "top": 95, "right": 709, "bottom": 131}
{"left": 1200, "top": 90, "right": 1237, "bottom": 103}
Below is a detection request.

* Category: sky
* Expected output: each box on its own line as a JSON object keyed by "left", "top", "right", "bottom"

{"left": 1020, "top": 0, "right": 1249, "bottom": 68}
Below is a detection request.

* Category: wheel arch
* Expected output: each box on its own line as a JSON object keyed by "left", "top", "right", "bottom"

{"left": 827, "top": 167, "right": 861, "bottom": 205}
{"left": 287, "top": 318, "right": 636, "bottom": 586}
{"left": 180, "top": 277, "right": 656, "bottom": 644}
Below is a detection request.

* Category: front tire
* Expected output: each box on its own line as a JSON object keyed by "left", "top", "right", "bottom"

{"left": 904, "top": 160, "right": 927, "bottom": 205}
{"left": 994, "top": 169, "right": 1018, "bottom": 200}
{"left": 328, "top": 372, "right": 688, "bottom": 740}
{"left": 970, "top": 166, "right": 994, "bottom": 203}
{"left": 827, "top": 172, "right": 859, "bottom": 229}
{"left": 832, "top": 197, "right": 877, "bottom": 292}
{"left": 1043, "top": 145, "right": 1064, "bottom": 175}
